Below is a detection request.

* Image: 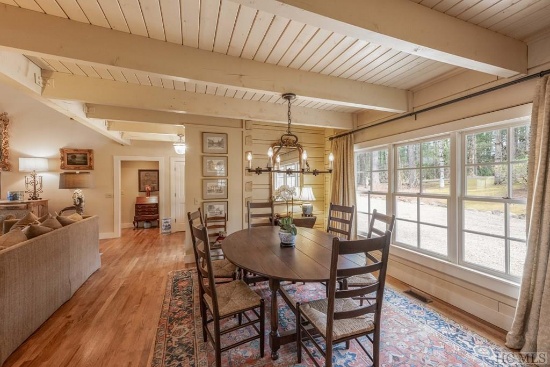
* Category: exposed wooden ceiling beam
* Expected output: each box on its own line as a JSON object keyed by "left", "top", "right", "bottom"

{"left": 107, "top": 121, "right": 185, "bottom": 135}
{"left": 43, "top": 72, "right": 353, "bottom": 129}
{"left": 0, "top": 50, "right": 129, "bottom": 144}
{"left": 231, "top": 0, "right": 527, "bottom": 77}
{"left": 86, "top": 105, "right": 242, "bottom": 128}
{"left": 0, "top": 5, "right": 408, "bottom": 112}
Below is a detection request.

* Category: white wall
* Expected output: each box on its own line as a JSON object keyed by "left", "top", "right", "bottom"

{"left": 0, "top": 82, "right": 180, "bottom": 237}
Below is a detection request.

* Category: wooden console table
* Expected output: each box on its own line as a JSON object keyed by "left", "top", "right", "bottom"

{"left": 0, "top": 199, "right": 49, "bottom": 218}
{"left": 133, "top": 196, "right": 159, "bottom": 229}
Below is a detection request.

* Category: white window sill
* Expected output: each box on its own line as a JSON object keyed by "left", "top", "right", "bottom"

{"left": 389, "top": 244, "right": 520, "bottom": 299}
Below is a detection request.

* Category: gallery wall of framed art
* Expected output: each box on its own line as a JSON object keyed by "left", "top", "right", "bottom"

{"left": 201, "top": 132, "right": 229, "bottom": 220}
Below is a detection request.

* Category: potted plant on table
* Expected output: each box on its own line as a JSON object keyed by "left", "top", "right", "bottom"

{"left": 278, "top": 216, "right": 297, "bottom": 246}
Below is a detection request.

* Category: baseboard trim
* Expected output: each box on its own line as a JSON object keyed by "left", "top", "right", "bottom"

{"left": 99, "top": 232, "right": 117, "bottom": 239}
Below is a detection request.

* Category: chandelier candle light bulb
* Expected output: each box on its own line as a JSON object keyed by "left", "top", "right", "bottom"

{"left": 276, "top": 155, "right": 281, "bottom": 170}
{"left": 267, "top": 147, "right": 273, "bottom": 168}
{"left": 247, "top": 152, "right": 252, "bottom": 169}
{"left": 329, "top": 152, "right": 334, "bottom": 170}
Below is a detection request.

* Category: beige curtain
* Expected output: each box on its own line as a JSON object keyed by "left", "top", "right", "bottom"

{"left": 330, "top": 134, "right": 357, "bottom": 237}
{"left": 506, "top": 76, "right": 550, "bottom": 363}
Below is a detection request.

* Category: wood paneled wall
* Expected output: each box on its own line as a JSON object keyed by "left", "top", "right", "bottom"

{"left": 243, "top": 121, "right": 328, "bottom": 229}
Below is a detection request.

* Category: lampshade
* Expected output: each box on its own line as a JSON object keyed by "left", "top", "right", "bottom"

{"left": 173, "top": 134, "right": 186, "bottom": 155}
{"left": 19, "top": 157, "right": 48, "bottom": 172}
{"left": 59, "top": 172, "right": 92, "bottom": 189}
{"left": 299, "top": 187, "right": 316, "bottom": 201}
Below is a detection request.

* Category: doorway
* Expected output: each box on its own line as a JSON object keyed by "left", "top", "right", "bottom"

{"left": 114, "top": 156, "right": 165, "bottom": 238}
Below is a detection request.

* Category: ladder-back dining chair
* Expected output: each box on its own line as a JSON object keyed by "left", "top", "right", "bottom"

{"left": 344, "top": 209, "right": 396, "bottom": 291}
{"left": 296, "top": 231, "right": 392, "bottom": 367}
{"left": 244, "top": 201, "right": 274, "bottom": 284}
{"left": 205, "top": 213, "right": 228, "bottom": 260}
{"left": 247, "top": 201, "right": 275, "bottom": 227}
{"left": 187, "top": 210, "right": 237, "bottom": 283}
{"left": 191, "top": 223, "right": 265, "bottom": 367}
{"left": 326, "top": 203, "right": 355, "bottom": 240}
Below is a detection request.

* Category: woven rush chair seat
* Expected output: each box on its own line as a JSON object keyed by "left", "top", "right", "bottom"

{"left": 202, "top": 257, "right": 237, "bottom": 279}
{"left": 204, "top": 280, "right": 262, "bottom": 317}
{"left": 300, "top": 298, "right": 375, "bottom": 340}
{"left": 345, "top": 273, "right": 377, "bottom": 287}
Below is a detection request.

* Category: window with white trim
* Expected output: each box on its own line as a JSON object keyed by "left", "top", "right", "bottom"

{"left": 354, "top": 120, "right": 529, "bottom": 282}
{"left": 394, "top": 137, "right": 451, "bottom": 258}
{"left": 461, "top": 125, "right": 529, "bottom": 278}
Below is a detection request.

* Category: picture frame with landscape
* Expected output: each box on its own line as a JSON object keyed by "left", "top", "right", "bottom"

{"left": 60, "top": 148, "right": 94, "bottom": 170}
{"left": 202, "top": 132, "right": 228, "bottom": 154}
{"left": 203, "top": 201, "right": 228, "bottom": 220}
{"left": 203, "top": 178, "right": 228, "bottom": 199}
{"left": 203, "top": 156, "right": 227, "bottom": 177}
{"left": 138, "top": 169, "right": 159, "bottom": 192}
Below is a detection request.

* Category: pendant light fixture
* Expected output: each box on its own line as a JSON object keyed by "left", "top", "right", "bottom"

{"left": 173, "top": 133, "right": 186, "bottom": 154}
{"left": 246, "top": 93, "right": 333, "bottom": 176}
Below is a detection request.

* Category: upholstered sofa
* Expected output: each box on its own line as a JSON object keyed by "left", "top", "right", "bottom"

{"left": 0, "top": 215, "right": 101, "bottom": 365}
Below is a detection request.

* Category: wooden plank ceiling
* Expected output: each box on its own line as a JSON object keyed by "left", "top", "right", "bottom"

{"left": 0, "top": 0, "right": 550, "bottom": 144}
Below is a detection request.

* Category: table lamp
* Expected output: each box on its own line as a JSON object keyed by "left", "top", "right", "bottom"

{"left": 59, "top": 172, "right": 92, "bottom": 215}
{"left": 299, "top": 187, "right": 315, "bottom": 216}
{"left": 19, "top": 157, "right": 49, "bottom": 200}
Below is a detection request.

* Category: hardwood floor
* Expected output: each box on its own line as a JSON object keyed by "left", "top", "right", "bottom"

{"left": 4, "top": 228, "right": 507, "bottom": 366}
{"left": 4, "top": 228, "right": 187, "bottom": 367}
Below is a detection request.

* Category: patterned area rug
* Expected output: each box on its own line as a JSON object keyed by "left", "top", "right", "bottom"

{"left": 151, "top": 270, "right": 524, "bottom": 367}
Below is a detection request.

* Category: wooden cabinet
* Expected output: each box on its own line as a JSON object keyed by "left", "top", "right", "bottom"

{"left": 0, "top": 199, "right": 49, "bottom": 218}
{"left": 133, "top": 197, "right": 159, "bottom": 229}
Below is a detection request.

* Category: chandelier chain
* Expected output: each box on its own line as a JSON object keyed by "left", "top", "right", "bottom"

{"left": 287, "top": 97, "right": 292, "bottom": 134}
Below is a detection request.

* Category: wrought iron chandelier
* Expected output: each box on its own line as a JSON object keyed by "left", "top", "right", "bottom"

{"left": 246, "top": 93, "right": 333, "bottom": 176}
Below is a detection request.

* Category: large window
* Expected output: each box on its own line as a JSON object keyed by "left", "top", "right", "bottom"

{"left": 354, "top": 120, "right": 529, "bottom": 282}
{"left": 355, "top": 148, "right": 389, "bottom": 236}
{"left": 461, "top": 125, "right": 529, "bottom": 278}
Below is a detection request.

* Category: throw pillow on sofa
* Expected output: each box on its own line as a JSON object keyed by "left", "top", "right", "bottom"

{"left": 23, "top": 224, "right": 53, "bottom": 239}
{"left": 56, "top": 216, "right": 76, "bottom": 226}
{"left": 0, "top": 228, "right": 27, "bottom": 248}
{"left": 10, "top": 212, "right": 40, "bottom": 231}
{"left": 41, "top": 217, "right": 63, "bottom": 230}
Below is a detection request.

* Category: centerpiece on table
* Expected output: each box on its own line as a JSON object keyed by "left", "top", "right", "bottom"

{"left": 273, "top": 185, "right": 298, "bottom": 246}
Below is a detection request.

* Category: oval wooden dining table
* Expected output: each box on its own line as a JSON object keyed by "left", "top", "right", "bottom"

{"left": 221, "top": 226, "right": 362, "bottom": 360}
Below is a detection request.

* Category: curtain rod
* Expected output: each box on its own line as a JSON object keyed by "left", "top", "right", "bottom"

{"left": 329, "top": 68, "right": 550, "bottom": 141}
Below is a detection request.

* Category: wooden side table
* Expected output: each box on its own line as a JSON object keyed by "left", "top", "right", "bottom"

{"left": 0, "top": 199, "right": 49, "bottom": 218}
{"left": 133, "top": 196, "right": 159, "bottom": 229}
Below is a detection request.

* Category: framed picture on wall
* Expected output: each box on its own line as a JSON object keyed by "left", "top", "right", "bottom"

{"left": 203, "top": 156, "right": 227, "bottom": 177}
{"left": 60, "top": 148, "right": 94, "bottom": 170}
{"left": 138, "top": 169, "right": 159, "bottom": 192}
{"left": 203, "top": 201, "right": 228, "bottom": 220}
{"left": 203, "top": 132, "right": 228, "bottom": 154}
{"left": 203, "top": 178, "right": 228, "bottom": 199}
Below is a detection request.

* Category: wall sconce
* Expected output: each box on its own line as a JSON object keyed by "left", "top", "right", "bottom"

{"left": 19, "top": 157, "right": 49, "bottom": 200}
{"left": 173, "top": 134, "right": 186, "bottom": 155}
{"left": 59, "top": 172, "right": 92, "bottom": 215}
